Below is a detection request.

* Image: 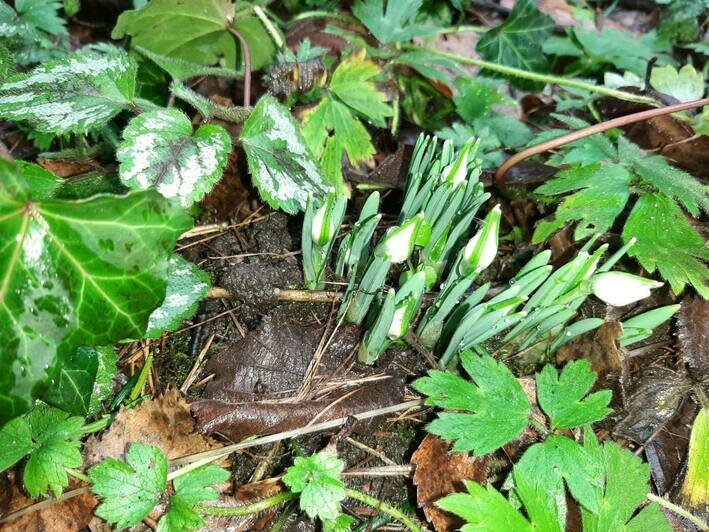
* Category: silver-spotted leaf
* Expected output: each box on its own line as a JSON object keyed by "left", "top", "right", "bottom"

{"left": 0, "top": 45, "right": 137, "bottom": 133}
{"left": 241, "top": 95, "right": 329, "bottom": 214}
{"left": 117, "top": 108, "right": 232, "bottom": 206}
{"left": 0, "top": 160, "right": 192, "bottom": 425}
{"left": 145, "top": 254, "right": 211, "bottom": 338}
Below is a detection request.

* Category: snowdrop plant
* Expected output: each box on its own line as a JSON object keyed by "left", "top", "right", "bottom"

{"left": 302, "top": 194, "right": 348, "bottom": 290}
{"left": 306, "top": 134, "right": 676, "bottom": 367}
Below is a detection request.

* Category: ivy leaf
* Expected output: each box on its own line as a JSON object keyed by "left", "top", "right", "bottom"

{"left": 623, "top": 193, "right": 709, "bottom": 298}
{"left": 412, "top": 352, "right": 531, "bottom": 455}
{"left": 157, "top": 465, "right": 230, "bottom": 532}
{"left": 329, "top": 51, "right": 392, "bottom": 128}
{"left": 88, "top": 346, "right": 119, "bottom": 416}
{"left": 39, "top": 344, "right": 99, "bottom": 415}
{"left": 476, "top": 0, "right": 553, "bottom": 90}
{"left": 352, "top": 0, "right": 439, "bottom": 45}
{"left": 533, "top": 163, "right": 631, "bottom": 243}
{"left": 650, "top": 64, "right": 705, "bottom": 103}
{"left": 536, "top": 360, "right": 612, "bottom": 429}
{"left": 117, "top": 108, "right": 232, "bottom": 207}
{"left": 581, "top": 431, "right": 671, "bottom": 531}
{"left": 241, "top": 95, "right": 329, "bottom": 214}
{"left": 145, "top": 254, "right": 211, "bottom": 338}
{"left": 0, "top": 46, "right": 137, "bottom": 134}
{"left": 112, "top": 0, "right": 237, "bottom": 67}
{"left": 0, "top": 159, "right": 192, "bottom": 424}
{"left": 90, "top": 443, "right": 168, "bottom": 529}
{"left": 283, "top": 451, "right": 346, "bottom": 521}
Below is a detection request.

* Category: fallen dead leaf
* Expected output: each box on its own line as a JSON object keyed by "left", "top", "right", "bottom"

{"left": 83, "top": 386, "right": 226, "bottom": 466}
{"left": 36, "top": 158, "right": 94, "bottom": 178}
{"left": 557, "top": 321, "right": 624, "bottom": 393}
{"left": 411, "top": 434, "right": 489, "bottom": 532}
{"left": 677, "top": 296, "right": 709, "bottom": 382}
{"left": 614, "top": 368, "right": 691, "bottom": 443}
{"left": 191, "top": 308, "right": 406, "bottom": 441}
{"left": 0, "top": 479, "right": 96, "bottom": 532}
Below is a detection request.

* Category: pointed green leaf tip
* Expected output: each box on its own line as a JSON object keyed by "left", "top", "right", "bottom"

{"left": 352, "top": 0, "right": 439, "bottom": 44}
{"left": 413, "top": 351, "right": 531, "bottom": 455}
{"left": 241, "top": 96, "right": 329, "bottom": 214}
{"left": 0, "top": 159, "right": 192, "bottom": 424}
{"left": 283, "top": 451, "right": 346, "bottom": 521}
{"left": 0, "top": 45, "right": 136, "bottom": 134}
{"left": 145, "top": 254, "right": 211, "bottom": 338}
{"left": 117, "top": 108, "right": 232, "bottom": 207}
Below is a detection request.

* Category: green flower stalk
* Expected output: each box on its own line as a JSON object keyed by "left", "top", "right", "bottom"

{"left": 358, "top": 271, "right": 427, "bottom": 364}
{"left": 302, "top": 194, "right": 347, "bottom": 290}
{"left": 343, "top": 213, "right": 429, "bottom": 325}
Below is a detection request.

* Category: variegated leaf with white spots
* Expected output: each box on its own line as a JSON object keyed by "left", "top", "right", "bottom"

{"left": 0, "top": 45, "right": 136, "bottom": 133}
{"left": 117, "top": 108, "right": 232, "bottom": 207}
{"left": 240, "top": 95, "right": 329, "bottom": 214}
{"left": 144, "top": 254, "right": 211, "bottom": 339}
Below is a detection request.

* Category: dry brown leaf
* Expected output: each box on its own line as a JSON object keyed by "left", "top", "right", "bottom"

{"left": 36, "top": 158, "right": 94, "bottom": 178}
{"left": 0, "top": 479, "right": 96, "bottom": 532}
{"left": 677, "top": 296, "right": 709, "bottom": 382}
{"left": 411, "top": 434, "right": 489, "bottom": 532}
{"left": 83, "top": 387, "right": 225, "bottom": 466}
{"left": 557, "top": 321, "right": 624, "bottom": 391}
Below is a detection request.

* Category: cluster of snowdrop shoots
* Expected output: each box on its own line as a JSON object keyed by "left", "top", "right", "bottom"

{"left": 302, "top": 135, "right": 678, "bottom": 367}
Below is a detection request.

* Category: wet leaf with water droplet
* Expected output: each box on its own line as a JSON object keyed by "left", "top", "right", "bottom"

{"left": 0, "top": 159, "right": 192, "bottom": 425}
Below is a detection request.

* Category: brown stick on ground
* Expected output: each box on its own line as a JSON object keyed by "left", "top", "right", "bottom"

{"left": 495, "top": 97, "right": 709, "bottom": 187}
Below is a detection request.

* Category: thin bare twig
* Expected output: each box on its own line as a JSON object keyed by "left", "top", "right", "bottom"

{"left": 495, "top": 97, "right": 709, "bottom": 187}
{"left": 274, "top": 288, "right": 343, "bottom": 303}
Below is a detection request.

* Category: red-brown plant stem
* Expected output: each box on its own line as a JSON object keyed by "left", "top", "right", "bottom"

{"left": 228, "top": 27, "right": 252, "bottom": 107}
{"left": 495, "top": 97, "right": 709, "bottom": 187}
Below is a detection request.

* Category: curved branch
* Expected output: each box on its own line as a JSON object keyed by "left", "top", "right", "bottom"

{"left": 495, "top": 98, "right": 709, "bottom": 187}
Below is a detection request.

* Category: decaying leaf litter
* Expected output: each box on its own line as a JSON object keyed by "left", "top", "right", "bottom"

{"left": 0, "top": 0, "right": 707, "bottom": 530}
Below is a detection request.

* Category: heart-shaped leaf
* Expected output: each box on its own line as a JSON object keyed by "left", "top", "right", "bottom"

{"left": 241, "top": 95, "right": 329, "bottom": 214}
{"left": 0, "top": 160, "right": 192, "bottom": 425}
{"left": 117, "top": 108, "right": 232, "bottom": 206}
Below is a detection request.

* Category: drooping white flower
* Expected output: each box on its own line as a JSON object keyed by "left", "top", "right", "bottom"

{"left": 380, "top": 214, "right": 424, "bottom": 263}
{"left": 591, "top": 272, "right": 663, "bottom": 306}
{"left": 462, "top": 205, "right": 501, "bottom": 273}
